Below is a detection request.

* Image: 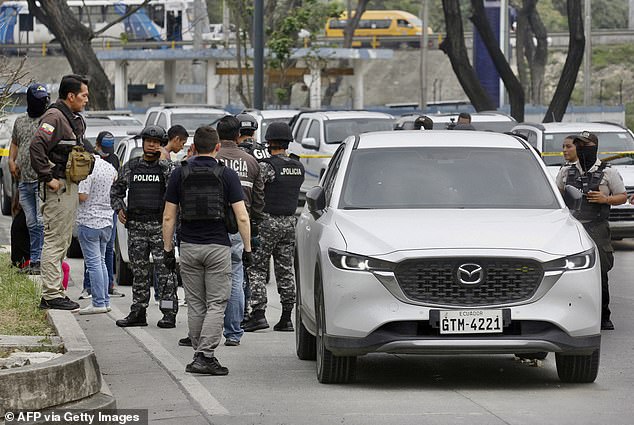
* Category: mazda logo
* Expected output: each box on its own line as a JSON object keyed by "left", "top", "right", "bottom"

{"left": 457, "top": 263, "right": 483, "bottom": 285}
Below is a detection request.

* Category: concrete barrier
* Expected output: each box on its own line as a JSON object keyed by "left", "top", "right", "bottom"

{"left": 0, "top": 310, "right": 115, "bottom": 416}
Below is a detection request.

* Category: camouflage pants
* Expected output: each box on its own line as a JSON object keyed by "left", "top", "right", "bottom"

{"left": 247, "top": 214, "right": 297, "bottom": 312}
{"left": 128, "top": 220, "right": 178, "bottom": 315}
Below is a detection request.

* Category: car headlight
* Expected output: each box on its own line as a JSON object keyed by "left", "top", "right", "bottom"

{"left": 543, "top": 249, "right": 596, "bottom": 271}
{"left": 328, "top": 249, "right": 395, "bottom": 272}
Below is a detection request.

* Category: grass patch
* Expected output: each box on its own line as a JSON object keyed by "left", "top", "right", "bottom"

{"left": 0, "top": 253, "right": 55, "bottom": 336}
{"left": 593, "top": 44, "right": 634, "bottom": 71}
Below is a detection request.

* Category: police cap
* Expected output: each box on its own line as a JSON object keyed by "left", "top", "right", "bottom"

{"left": 236, "top": 113, "right": 258, "bottom": 132}
{"left": 265, "top": 122, "right": 293, "bottom": 144}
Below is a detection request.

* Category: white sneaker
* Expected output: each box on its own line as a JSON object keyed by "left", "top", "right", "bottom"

{"left": 106, "top": 304, "right": 112, "bottom": 312}
{"left": 79, "top": 305, "right": 108, "bottom": 315}
{"left": 79, "top": 289, "right": 92, "bottom": 300}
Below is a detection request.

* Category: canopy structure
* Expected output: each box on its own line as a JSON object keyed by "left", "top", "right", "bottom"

{"left": 96, "top": 48, "right": 394, "bottom": 108}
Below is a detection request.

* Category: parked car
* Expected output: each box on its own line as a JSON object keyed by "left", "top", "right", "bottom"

{"left": 394, "top": 111, "right": 516, "bottom": 132}
{"left": 242, "top": 108, "right": 301, "bottom": 142}
{"left": 512, "top": 121, "right": 634, "bottom": 239}
{"left": 0, "top": 114, "right": 20, "bottom": 216}
{"left": 143, "top": 104, "right": 230, "bottom": 139}
{"left": 288, "top": 110, "right": 395, "bottom": 195}
{"left": 295, "top": 129, "right": 601, "bottom": 384}
{"left": 83, "top": 110, "right": 143, "bottom": 147}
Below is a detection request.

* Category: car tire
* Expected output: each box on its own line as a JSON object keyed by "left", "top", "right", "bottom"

{"left": 555, "top": 349, "right": 600, "bottom": 383}
{"left": 0, "top": 179, "right": 11, "bottom": 216}
{"left": 67, "top": 236, "right": 83, "bottom": 258}
{"left": 315, "top": 267, "right": 356, "bottom": 384}
{"left": 295, "top": 253, "right": 316, "bottom": 360}
{"left": 115, "top": 240, "right": 133, "bottom": 286}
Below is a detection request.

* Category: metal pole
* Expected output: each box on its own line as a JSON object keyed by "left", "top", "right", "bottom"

{"left": 583, "top": 0, "right": 592, "bottom": 106}
{"left": 192, "top": 0, "right": 205, "bottom": 104}
{"left": 419, "top": 0, "right": 429, "bottom": 111}
{"left": 499, "top": 0, "right": 508, "bottom": 108}
{"left": 223, "top": 0, "right": 230, "bottom": 46}
{"left": 254, "top": 0, "right": 264, "bottom": 109}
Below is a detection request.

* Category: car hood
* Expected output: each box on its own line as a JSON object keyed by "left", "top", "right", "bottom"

{"left": 334, "top": 209, "right": 585, "bottom": 257}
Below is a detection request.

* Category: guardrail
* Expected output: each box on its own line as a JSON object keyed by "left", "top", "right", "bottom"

{"left": 2, "top": 29, "right": 634, "bottom": 56}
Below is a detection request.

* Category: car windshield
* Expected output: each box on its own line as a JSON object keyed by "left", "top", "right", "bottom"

{"left": 171, "top": 113, "right": 227, "bottom": 132}
{"left": 542, "top": 131, "right": 634, "bottom": 166}
{"left": 85, "top": 117, "right": 143, "bottom": 127}
{"left": 325, "top": 119, "right": 395, "bottom": 144}
{"left": 340, "top": 146, "right": 559, "bottom": 209}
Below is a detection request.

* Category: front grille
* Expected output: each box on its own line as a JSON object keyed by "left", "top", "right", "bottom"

{"left": 609, "top": 208, "right": 634, "bottom": 221}
{"left": 394, "top": 258, "right": 543, "bottom": 306}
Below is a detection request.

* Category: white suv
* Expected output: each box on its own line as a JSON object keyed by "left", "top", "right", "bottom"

{"left": 295, "top": 130, "right": 601, "bottom": 384}
{"left": 512, "top": 122, "right": 634, "bottom": 239}
{"left": 143, "top": 104, "right": 230, "bottom": 139}
{"left": 288, "top": 110, "right": 395, "bottom": 194}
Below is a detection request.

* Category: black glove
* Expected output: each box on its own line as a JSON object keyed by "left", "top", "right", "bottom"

{"left": 164, "top": 249, "right": 176, "bottom": 272}
{"left": 242, "top": 250, "right": 254, "bottom": 268}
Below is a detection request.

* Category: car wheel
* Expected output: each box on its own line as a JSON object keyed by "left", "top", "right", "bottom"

{"left": 555, "top": 349, "right": 600, "bottom": 383}
{"left": 0, "top": 179, "right": 11, "bottom": 216}
{"left": 295, "top": 253, "right": 316, "bottom": 360}
{"left": 315, "top": 267, "right": 356, "bottom": 384}
{"left": 67, "top": 237, "right": 83, "bottom": 258}
{"left": 115, "top": 240, "right": 133, "bottom": 286}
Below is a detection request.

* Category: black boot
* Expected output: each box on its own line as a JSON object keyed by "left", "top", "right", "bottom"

{"left": 242, "top": 309, "right": 269, "bottom": 332}
{"left": 116, "top": 308, "right": 148, "bottom": 327}
{"left": 274, "top": 307, "right": 294, "bottom": 332}
{"left": 157, "top": 312, "right": 176, "bottom": 328}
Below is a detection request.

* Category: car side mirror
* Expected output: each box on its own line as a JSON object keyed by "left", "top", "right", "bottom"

{"left": 306, "top": 186, "right": 326, "bottom": 218}
{"left": 301, "top": 137, "right": 319, "bottom": 150}
{"left": 563, "top": 185, "right": 582, "bottom": 211}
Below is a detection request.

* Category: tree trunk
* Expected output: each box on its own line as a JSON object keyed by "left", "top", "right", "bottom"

{"left": 544, "top": 0, "right": 585, "bottom": 122}
{"left": 27, "top": 0, "right": 113, "bottom": 110}
{"left": 322, "top": 0, "right": 370, "bottom": 107}
{"left": 515, "top": 2, "right": 531, "bottom": 99}
{"left": 439, "top": 0, "right": 495, "bottom": 111}
{"left": 527, "top": 2, "right": 548, "bottom": 105}
{"left": 470, "top": 0, "right": 525, "bottom": 121}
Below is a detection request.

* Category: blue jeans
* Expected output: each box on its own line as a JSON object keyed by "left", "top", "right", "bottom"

{"left": 78, "top": 225, "right": 111, "bottom": 308}
{"left": 83, "top": 213, "right": 116, "bottom": 292}
{"left": 224, "top": 233, "right": 245, "bottom": 342}
{"left": 18, "top": 181, "right": 43, "bottom": 263}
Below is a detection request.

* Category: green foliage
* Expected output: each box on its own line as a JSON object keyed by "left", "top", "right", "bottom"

{"left": 537, "top": 0, "right": 628, "bottom": 31}
{"left": 0, "top": 254, "right": 54, "bottom": 336}
{"left": 593, "top": 44, "right": 634, "bottom": 71}
{"left": 537, "top": 0, "right": 568, "bottom": 32}
{"left": 267, "top": 0, "right": 342, "bottom": 69}
{"left": 626, "top": 102, "right": 634, "bottom": 131}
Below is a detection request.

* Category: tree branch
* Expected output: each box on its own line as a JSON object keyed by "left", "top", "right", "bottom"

{"left": 92, "top": 0, "right": 151, "bottom": 39}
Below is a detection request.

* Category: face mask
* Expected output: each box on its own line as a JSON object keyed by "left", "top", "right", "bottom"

{"left": 577, "top": 144, "right": 598, "bottom": 172}
{"left": 144, "top": 150, "right": 160, "bottom": 160}
{"left": 27, "top": 97, "right": 48, "bottom": 118}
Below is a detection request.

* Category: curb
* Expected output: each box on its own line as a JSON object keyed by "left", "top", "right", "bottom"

{"left": 0, "top": 310, "right": 116, "bottom": 417}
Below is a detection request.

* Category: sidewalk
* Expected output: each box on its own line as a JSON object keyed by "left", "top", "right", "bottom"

{"left": 66, "top": 258, "right": 213, "bottom": 425}
{"left": 66, "top": 257, "right": 287, "bottom": 424}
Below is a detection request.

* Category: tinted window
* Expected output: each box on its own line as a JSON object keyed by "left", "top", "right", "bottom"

{"left": 325, "top": 119, "right": 395, "bottom": 144}
{"left": 171, "top": 113, "right": 226, "bottom": 132}
{"left": 146, "top": 112, "right": 158, "bottom": 126}
{"left": 542, "top": 131, "right": 634, "bottom": 166}
{"left": 294, "top": 118, "right": 309, "bottom": 140}
{"left": 340, "top": 147, "right": 558, "bottom": 209}
{"left": 157, "top": 113, "right": 168, "bottom": 129}
{"left": 307, "top": 120, "right": 321, "bottom": 143}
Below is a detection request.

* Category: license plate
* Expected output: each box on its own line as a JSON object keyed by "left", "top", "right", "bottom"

{"left": 439, "top": 309, "right": 503, "bottom": 334}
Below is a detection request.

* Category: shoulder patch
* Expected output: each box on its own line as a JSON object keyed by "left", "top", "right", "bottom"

{"left": 40, "top": 123, "right": 55, "bottom": 135}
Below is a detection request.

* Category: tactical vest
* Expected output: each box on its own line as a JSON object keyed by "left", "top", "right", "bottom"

{"left": 565, "top": 163, "right": 610, "bottom": 222}
{"left": 262, "top": 155, "right": 304, "bottom": 216}
{"left": 179, "top": 161, "right": 226, "bottom": 222}
{"left": 239, "top": 138, "right": 270, "bottom": 162}
{"left": 127, "top": 158, "right": 165, "bottom": 220}
{"left": 48, "top": 103, "right": 87, "bottom": 177}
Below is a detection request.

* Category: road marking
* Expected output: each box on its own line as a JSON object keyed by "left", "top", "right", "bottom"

{"left": 107, "top": 303, "right": 230, "bottom": 416}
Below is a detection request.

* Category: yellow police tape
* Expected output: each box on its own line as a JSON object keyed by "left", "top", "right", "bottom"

{"left": 541, "top": 151, "right": 634, "bottom": 157}
{"left": 0, "top": 148, "right": 9, "bottom": 157}
{"left": 297, "top": 154, "right": 333, "bottom": 158}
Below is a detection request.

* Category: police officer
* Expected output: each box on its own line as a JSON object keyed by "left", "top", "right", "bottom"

{"left": 162, "top": 125, "right": 252, "bottom": 375}
{"left": 243, "top": 122, "right": 305, "bottom": 332}
{"left": 236, "top": 113, "right": 270, "bottom": 161}
{"left": 111, "top": 125, "right": 178, "bottom": 328}
{"left": 556, "top": 131, "right": 627, "bottom": 330}
{"left": 414, "top": 115, "right": 433, "bottom": 130}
